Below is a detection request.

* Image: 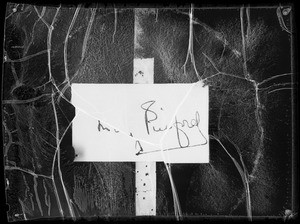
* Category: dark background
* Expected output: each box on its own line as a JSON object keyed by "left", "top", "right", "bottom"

{"left": 2, "top": 3, "right": 297, "bottom": 221}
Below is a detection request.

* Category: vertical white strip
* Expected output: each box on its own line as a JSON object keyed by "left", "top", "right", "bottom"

{"left": 134, "top": 8, "right": 156, "bottom": 216}
{"left": 134, "top": 58, "right": 156, "bottom": 216}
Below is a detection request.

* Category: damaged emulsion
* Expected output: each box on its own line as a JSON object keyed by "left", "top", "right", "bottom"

{"left": 3, "top": 4, "right": 293, "bottom": 220}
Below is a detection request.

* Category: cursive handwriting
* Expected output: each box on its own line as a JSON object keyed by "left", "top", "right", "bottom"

{"left": 140, "top": 100, "right": 158, "bottom": 135}
{"left": 135, "top": 140, "right": 144, "bottom": 156}
{"left": 98, "top": 120, "right": 119, "bottom": 133}
{"left": 98, "top": 120, "right": 110, "bottom": 132}
{"left": 140, "top": 100, "right": 207, "bottom": 149}
{"left": 97, "top": 100, "right": 208, "bottom": 156}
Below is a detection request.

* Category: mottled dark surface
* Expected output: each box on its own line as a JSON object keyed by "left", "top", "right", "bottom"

{"left": 2, "top": 3, "right": 296, "bottom": 221}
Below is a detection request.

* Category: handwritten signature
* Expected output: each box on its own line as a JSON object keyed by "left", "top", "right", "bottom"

{"left": 97, "top": 100, "right": 208, "bottom": 156}
{"left": 141, "top": 100, "right": 208, "bottom": 148}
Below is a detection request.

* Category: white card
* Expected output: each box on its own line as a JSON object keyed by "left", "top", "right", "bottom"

{"left": 72, "top": 82, "right": 209, "bottom": 163}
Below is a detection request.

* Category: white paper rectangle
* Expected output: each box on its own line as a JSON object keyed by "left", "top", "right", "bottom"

{"left": 72, "top": 82, "right": 209, "bottom": 163}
